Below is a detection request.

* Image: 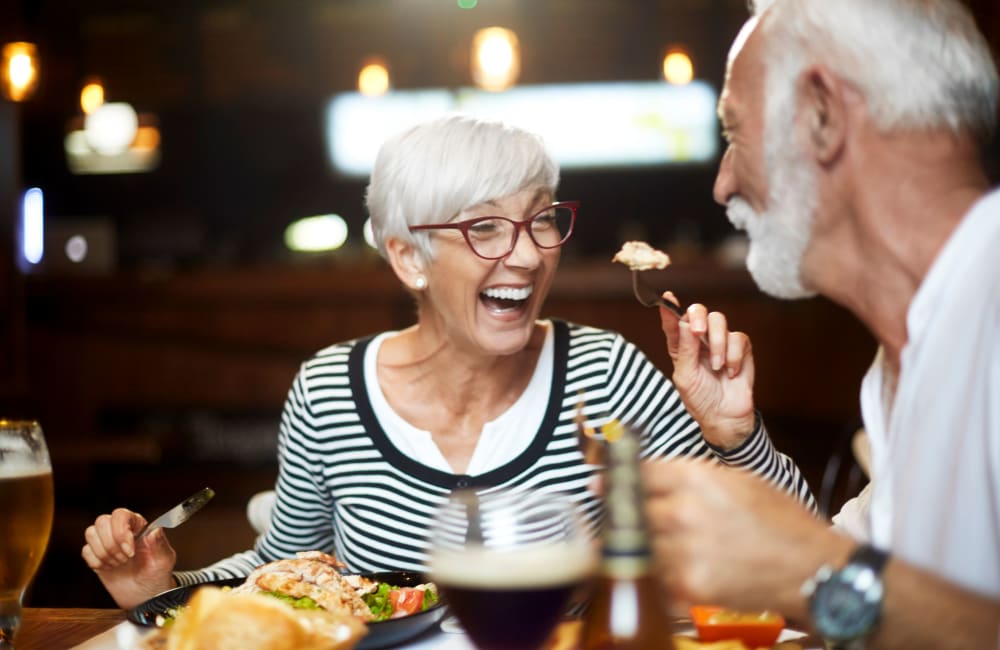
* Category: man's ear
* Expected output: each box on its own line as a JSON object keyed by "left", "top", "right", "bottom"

{"left": 798, "top": 64, "right": 848, "bottom": 166}
{"left": 385, "top": 237, "right": 427, "bottom": 291}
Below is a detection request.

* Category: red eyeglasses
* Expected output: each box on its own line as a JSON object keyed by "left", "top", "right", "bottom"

{"left": 408, "top": 201, "right": 579, "bottom": 260}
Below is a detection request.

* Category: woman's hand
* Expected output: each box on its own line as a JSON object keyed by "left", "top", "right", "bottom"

{"left": 659, "top": 291, "right": 756, "bottom": 450}
{"left": 81, "top": 508, "right": 178, "bottom": 609}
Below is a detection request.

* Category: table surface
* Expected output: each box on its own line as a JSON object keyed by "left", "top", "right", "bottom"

{"left": 17, "top": 608, "right": 126, "bottom": 650}
{"left": 16, "top": 607, "right": 823, "bottom": 650}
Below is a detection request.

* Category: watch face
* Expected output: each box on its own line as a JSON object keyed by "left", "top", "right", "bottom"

{"left": 811, "top": 574, "right": 882, "bottom": 641}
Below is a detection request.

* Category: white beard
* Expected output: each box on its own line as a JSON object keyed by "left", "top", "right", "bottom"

{"left": 726, "top": 125, "right": 819, "bottom": 300}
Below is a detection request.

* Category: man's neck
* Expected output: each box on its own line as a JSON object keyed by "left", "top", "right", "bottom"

{"left": 806, "top": 128, "right": 989, "bottom": 363}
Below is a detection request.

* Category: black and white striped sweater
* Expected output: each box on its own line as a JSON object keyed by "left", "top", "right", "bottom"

{"left": 176, "top": 320, "right": 814, "bottom": 585}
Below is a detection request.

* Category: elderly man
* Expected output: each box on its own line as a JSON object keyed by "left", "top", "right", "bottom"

{"left": 647, "top": 0, "right": 1000, "bottom": 648}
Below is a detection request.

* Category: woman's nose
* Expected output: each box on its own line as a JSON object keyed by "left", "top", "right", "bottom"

{"left": 504, "top": 226, "right": 543, "bottom": 267}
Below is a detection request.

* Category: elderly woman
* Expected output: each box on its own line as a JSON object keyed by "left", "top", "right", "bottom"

{"left": 82, "top": 114, "right": 814, "bottom": 609}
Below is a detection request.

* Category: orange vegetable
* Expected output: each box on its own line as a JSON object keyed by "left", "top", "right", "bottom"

{"left": 690, "top": 605, "right": 785, "bottom": 648}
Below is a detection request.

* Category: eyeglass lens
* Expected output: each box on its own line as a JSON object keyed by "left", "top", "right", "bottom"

{"left": 468, "top": 206, "right": 574, "bottom": 258}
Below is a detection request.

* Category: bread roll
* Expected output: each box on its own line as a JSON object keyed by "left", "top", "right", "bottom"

{"left": 157, "top": 586, "right": 367, "bottom": 650}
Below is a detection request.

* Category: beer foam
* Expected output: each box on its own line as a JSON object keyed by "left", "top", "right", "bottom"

{"left": 0, "top": 460, "right": 52, "bottom": 479}
{"left": 429, "top": 541, "right": 596, "bottom": 588}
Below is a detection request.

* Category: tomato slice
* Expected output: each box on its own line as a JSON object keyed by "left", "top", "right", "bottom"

{"left": 388, "top": 587, "right": 425, "bottom": 617}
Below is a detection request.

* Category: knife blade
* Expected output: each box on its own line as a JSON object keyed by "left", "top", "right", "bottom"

{"left": 136, "top": 487, "right": 215, "bottom": 540}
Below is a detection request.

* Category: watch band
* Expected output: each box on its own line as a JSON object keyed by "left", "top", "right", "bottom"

{"left": 848, "top": 544, "right": 889, "bottom": 576}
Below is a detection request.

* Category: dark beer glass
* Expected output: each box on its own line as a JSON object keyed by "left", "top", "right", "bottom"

{"left": 428, "top": 488, "right": 595, "bottom": 650}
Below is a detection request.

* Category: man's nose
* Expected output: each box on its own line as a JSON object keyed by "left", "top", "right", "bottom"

{"left": 713, "top": 146, "right": 736, "bottom": 206}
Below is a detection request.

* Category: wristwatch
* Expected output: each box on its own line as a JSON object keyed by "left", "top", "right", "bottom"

{"left": 801, "top": 544, "right": 889, "bottom": 649}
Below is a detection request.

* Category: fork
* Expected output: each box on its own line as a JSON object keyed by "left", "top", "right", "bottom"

{"left": 630, "top": 270, "right": 710, "bottom": 348}
{"left": 631, "top": 269, "right": 685, "bottom": 317}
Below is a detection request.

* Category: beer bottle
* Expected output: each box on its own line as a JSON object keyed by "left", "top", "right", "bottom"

{"left": 580, "top": 423, "right": 675, "bottom": 650}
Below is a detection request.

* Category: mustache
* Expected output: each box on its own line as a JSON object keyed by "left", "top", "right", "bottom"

{"left": 726, "top": 197, "right": 756, "bottom": 232}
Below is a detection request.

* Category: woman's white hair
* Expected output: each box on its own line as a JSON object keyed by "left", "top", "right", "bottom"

{"left": 751, "top": 0, "right": 998, "bottom": 142}
{"left": 365, "top": 113, "right": 560, "bottom": 262}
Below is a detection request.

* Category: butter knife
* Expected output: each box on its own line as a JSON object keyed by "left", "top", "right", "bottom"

{"left": 136, "top": 487, "right": 215, "bottom": 540}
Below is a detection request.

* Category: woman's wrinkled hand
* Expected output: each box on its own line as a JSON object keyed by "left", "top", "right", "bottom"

{"left": 81, "top": 507, "right": 178, "bottom": 609}
{"left": 658, "top": 291, "right": 756, "bottom": 449}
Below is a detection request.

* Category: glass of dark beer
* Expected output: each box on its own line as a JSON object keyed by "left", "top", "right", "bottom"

{"left": 428, "top": 488, "right": 596, "bottom": 650}
{"left": 0, "top": 420, "right": 54, "bottom": 648}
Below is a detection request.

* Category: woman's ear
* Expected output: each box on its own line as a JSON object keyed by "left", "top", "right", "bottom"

{"left": 385, "top": 237, "right": 428, "bottom": 292}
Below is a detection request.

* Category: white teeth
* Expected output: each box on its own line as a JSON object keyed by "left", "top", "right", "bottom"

{"left": 482, "top": 286, "right": 532, "bottom": 301}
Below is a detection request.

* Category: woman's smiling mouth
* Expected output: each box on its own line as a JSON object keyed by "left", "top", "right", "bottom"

{"left": 480, "top": 285, "right": 533, "bottom": 313}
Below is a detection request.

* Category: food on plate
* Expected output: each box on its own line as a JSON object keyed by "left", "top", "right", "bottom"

{"left": 234, "top": 551, "right": 375, "bottom": 619}
{"left": 142, "top": 585, "right": 368, "bottom": 650}
{"left": 673, "top": 637, "right": 803, "bottom": 650}
{"left": 689, "top": 605, "right": 786, "bottom": 648}
{"left": 362, "top": 580, "right": 439, "bottom": 621}
{"left": 612, "top": 241, "right": 672, "bottom": 271}
{"left": 234, "top": 551, "right": 438, "bottom": 622}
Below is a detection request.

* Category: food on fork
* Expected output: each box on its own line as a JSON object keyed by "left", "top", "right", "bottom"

{"left": 612, "top": 241, "right": 671, "bottom": 271}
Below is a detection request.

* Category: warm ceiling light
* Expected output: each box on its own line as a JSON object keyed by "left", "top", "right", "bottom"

{"left": 663, "top": 49, "right": 694, "bottom": 86}
{"left": 358, "top": 60, "right": 390, "bottom": 97}
{"left": 80, "top": 79, "right": 105, "bottom": 114}
{"left": 471, "top": 27, "right": 520, "bottom": 92}
{"left": 131, "top": 125, "right": 161, "bottom": 152}
{"left": 2, "top": 42, "right": 39, "bottom": 102}
{"left": 84, "top": 102, "right": 138, "bottom": 155}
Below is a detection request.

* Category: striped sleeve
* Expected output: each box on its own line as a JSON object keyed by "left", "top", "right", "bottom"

{"left": 585, "top": 326, "right": 816, "bottom": 509}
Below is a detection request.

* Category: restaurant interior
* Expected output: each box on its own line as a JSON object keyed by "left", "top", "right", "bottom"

{"left": 1, "top": 0, "right": 998, "bottom": 610}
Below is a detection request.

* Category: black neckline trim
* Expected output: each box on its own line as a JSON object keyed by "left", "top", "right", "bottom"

{"left": 349, "top": 320, "right": 570, "bottom": 489}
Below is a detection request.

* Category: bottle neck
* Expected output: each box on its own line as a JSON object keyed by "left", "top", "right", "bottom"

{"left": 600, "top": 429, "right": 652, "bottom": 578}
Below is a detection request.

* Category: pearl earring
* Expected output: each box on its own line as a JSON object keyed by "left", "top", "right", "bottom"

{"left": 414, "top": 276, "right": 427, "bottom": 290}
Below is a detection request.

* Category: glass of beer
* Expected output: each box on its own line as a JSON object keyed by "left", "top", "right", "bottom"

{"left": 0, "top": 420, "right": 54, "bottom": 647}
{"left": 428, "top": 488, "right": 596, "bottom": 650}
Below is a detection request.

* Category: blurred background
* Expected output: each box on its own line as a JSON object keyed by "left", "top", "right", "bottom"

{"left": 0, "top": 0, "right": 997, "bottom": 608}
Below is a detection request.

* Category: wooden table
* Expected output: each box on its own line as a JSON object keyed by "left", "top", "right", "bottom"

{"left": 14, "top": 608, "right": 125, "bottom": 650}
{"left": 12, "top": 608, "right": 822, "bottom": 650}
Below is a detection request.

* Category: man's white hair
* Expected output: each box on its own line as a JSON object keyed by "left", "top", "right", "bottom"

{"left": 751, "top": 0, "right": 998, "bottom": 141}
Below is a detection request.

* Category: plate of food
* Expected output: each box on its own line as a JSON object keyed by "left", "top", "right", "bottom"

{"left": 128, "top": 552, "right": 446, "bottom": 650}
{"left": 671, "top": 605, "right": 818, "bottom": 650}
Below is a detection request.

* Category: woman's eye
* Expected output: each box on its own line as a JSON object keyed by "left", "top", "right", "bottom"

{"left": 469, "top": 220, "right": 502, "bottom": 236}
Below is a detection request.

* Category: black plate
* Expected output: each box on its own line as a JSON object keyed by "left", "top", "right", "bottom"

{"left": 127, "top": 570, "right": 447, "bottom": 650}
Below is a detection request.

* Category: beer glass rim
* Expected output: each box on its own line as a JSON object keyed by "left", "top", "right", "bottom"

{"left": 0, "top": 419, "right": 42, "bottom": 428}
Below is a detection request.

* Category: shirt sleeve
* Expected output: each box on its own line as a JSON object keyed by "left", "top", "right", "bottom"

{"left": 712, "top": 413, "right": 818, "bottom": 511}
{"left": 602, "top": 333, "right": 817, "bottom": 510}
{"left": 831, "top": 481, "right": 874, "bottom": 542}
